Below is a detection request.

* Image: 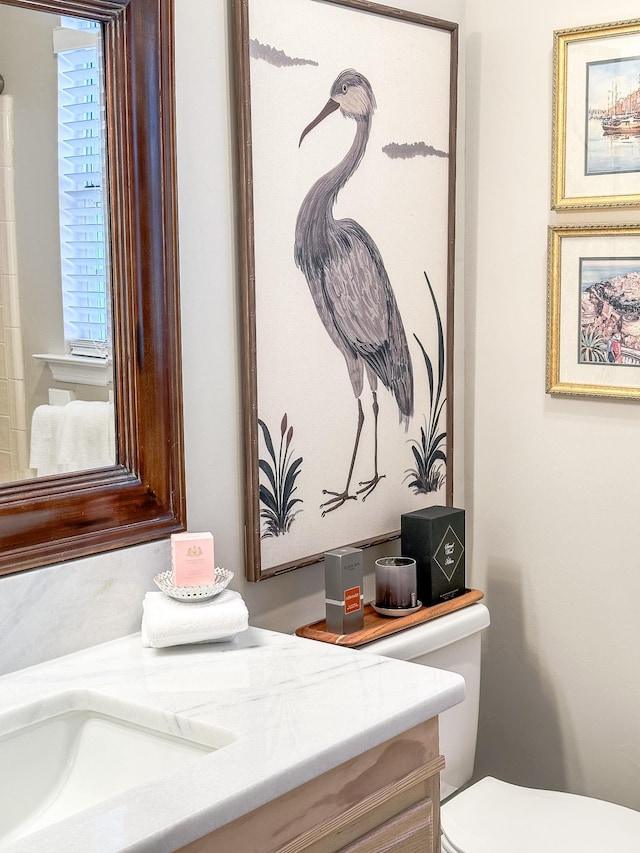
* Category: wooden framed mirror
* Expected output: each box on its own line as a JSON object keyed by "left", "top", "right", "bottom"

{"left": 0, "top": 0, "right": 185, "bottom": 576}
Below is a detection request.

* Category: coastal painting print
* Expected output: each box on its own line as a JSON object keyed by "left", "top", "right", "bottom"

{"left": 579, "top": 257, "right": 640, "bottom": 365}
{"left": 553, "top": 19, "right": 640, "bottom": 208}
{"left": 586, "top": 56, "right": 640, "bottom": 176}
{"left": 232, "top": 0, "right": 457, "bottom": 581}
{"left": 547, "top": 224, "right": 640, "bottom": 399}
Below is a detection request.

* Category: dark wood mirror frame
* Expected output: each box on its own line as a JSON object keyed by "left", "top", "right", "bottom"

{"left": 0, "top": 0, "right": 185, "bottom": 576}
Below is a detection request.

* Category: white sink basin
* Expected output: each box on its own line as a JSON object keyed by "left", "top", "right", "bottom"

{"left": 0, "top": 690, "right": 235, "bottom": 845}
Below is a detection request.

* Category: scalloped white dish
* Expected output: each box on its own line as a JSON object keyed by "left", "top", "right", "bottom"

{"left": 153, "top": 568, "right": 234, "bottom": 601}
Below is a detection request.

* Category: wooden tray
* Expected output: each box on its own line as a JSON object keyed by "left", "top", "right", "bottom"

{"left": 295, "top": 588, "right": 484, "bottom": 648}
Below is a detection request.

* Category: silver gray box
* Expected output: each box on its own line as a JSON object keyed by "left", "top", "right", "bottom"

{"left": 325, "top": 547, "right": 364, "bottom": 634}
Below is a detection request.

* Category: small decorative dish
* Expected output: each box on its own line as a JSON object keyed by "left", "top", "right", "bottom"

{"left": 371, "top": 600, "right": 423, "bottom": 618}
{"left": 153, "top": 568, "right": 234, "bottom": 601}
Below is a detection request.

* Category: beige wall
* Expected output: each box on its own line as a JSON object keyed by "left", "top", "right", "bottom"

{"left": 175, "top": 0, "right": 467, "bottom": 631}
{"left": 178, "top": 0, "right": 640, "bottom": 810}
{"left": 0, "top": 6, "right": 65, "bottom": 416}
{"left": 2, "top": 0, "right": 639, "bottom": 816}
{"left": 466, "top": 0, "right": 640, "bottom": 810}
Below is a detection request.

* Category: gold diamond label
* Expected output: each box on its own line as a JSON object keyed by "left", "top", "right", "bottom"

{"left": 433, "top": 525, "right": 464, "bottom": 582}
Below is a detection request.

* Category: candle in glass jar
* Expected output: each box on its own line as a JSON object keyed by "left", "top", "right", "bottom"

{"left": 375, "top": 557, "right": 417, "bottom": 609}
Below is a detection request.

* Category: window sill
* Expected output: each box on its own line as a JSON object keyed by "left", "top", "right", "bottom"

{"left": 33, "top": 353, "right": 113, "bottom": 387}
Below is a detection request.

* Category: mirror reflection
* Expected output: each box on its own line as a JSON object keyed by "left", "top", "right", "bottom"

{"left": 0, "top": 4, "right": 114, "bottom": 485}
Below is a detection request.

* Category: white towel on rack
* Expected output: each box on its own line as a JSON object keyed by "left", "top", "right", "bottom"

{"left": 141, "top": 590, "right": 249, "bottom": 649}
{"left": 56, "top": 400, "right": 115, "bottom": 472}
{"left": 29, "top": 405, "right": 66, "bottom": 476}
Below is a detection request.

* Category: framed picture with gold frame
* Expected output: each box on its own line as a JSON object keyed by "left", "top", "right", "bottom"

{"left": 553, "top": 18, "right": 640, "bottom": 210}
{"left": 547, "top": 223, "right": 640, "bottom": 398}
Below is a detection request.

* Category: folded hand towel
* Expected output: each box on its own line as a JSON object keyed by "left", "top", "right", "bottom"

{"left": 29, "top": 404, "right": 65, "bottom": 476}
{"left": 56, "top": 400, "right": 115, "bottom": 472}
{"left": 141, "top": 589, "right": 249, "bottom": 649}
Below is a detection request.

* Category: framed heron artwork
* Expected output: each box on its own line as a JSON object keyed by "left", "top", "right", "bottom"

{"left": 232, "top": 0, "right": 458, "bottom": 581}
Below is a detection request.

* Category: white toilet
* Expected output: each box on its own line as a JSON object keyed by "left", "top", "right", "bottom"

{"left": 361, "top": 603, "right": 640, "bottom": 852}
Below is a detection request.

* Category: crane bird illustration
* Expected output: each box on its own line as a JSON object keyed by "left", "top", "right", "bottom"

{"left": 294, "top": 69, "right": 414, "bottom": 515}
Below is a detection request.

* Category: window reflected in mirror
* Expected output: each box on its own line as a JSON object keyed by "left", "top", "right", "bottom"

{"left": 0, "top": 5, "right": 114, "bottom": 485}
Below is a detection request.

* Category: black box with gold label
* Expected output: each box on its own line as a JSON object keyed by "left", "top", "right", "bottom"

{"left": 400, "top": 506, "right": 465, "bottom": 606}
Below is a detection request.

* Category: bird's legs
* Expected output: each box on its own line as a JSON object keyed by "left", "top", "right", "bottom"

{"left": 357, "top": 391, "right": 385, "bottom": 500}
{"left": 321, "top": 398, "right": 364, "bottom": 516}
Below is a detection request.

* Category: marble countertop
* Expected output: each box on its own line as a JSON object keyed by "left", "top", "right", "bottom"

{"left": 0, "top": 626, "right": 464, "bottom": 852}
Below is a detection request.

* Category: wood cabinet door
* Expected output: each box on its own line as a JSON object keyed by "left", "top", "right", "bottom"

{"left": 176, "top": 719, "right": 442, "bottom": 853}
{"left": 337, "top": 800, "right": 434, "bottom": 853}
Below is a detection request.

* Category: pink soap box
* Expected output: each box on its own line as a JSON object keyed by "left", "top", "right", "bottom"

{"left": 171, "top": 532, "right": 215, "bottom": 587}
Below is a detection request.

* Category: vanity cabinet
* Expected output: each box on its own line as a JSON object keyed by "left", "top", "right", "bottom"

{"left": 177, "top": 717, "right": 443, "bottom": 853}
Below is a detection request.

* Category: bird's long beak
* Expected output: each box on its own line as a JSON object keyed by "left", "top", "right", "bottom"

{"left": 299, "top": 98, "right": 340, "bottom": 147}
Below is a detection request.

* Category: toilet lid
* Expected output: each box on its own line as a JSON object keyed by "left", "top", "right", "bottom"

{"left": 441, "top": 777, "right": 640, "bottom": 853}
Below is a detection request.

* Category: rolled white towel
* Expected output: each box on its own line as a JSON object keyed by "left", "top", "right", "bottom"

{"left": 141, "top": 589, "right": 249, "bottom": 648}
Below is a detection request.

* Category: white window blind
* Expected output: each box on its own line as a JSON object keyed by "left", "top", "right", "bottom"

{"left": 55, "top": 17, "right": 110, "bottom": 355}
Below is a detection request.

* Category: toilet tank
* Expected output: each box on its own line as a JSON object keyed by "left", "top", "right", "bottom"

{"left": 360, "top": 603, "right": 490, "bottom": 800}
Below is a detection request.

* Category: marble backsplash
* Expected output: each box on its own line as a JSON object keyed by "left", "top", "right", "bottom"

{"left": 0, "top": 539, "right": 170, "bottom": 676}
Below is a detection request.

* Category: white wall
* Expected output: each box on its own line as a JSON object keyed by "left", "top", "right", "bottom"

{"left": 0, "top": 0, "right": 465, "bottom": 663}
{"left": 3, "top": 0, "right": 640, "bottom": 818}
{"left": 0, "top": 6, "right": 66, "bottom": 417}
{"left": 466, "top": 0, "right": 640, "bottom": 810}
{"left": 175, "top": 0, "right": 466, "bottom": 631}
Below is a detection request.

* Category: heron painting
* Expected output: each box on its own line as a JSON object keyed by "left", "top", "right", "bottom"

{"left": 234, "top": 0, "right": 457, "bottom": 580}
{"left": 295, "top": 69, "right": 414, "bottom": 515}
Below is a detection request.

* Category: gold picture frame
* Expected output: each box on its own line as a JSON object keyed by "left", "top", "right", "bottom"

{"left": 547, "top": 223, "right": 640, "bottom": 398}
{"left": 553, "top": 18, "right": 640, "bottom": 209}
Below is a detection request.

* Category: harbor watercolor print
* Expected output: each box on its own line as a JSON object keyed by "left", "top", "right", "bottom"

{"left": 586, "top": 57, "right": 640, "bottom": 175}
